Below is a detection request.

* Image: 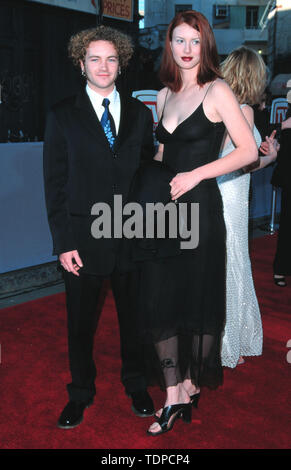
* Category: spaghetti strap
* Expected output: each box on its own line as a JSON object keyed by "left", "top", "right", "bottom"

{"left": 202, "top": 81, "right": 216, "bottom": 103}
{"left": 161, "top": 88, "right": 170, "bottom": 119}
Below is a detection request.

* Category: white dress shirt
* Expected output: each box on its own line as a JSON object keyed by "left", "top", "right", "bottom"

{"left": 86, "top": 84, "right": 121, "bottom": 134}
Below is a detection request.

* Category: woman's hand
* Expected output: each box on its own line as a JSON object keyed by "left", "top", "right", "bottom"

{"left": 260, "top": 130, "right": 280, "bottom": 160}
{"left": 264, "top": 136, "right": 279, "bottom": 162}
{"left": 247, "top": 130, "right": 280, "bottom": 172}
{"left": 170, "top": 169, "right": 202, "bottom": 200}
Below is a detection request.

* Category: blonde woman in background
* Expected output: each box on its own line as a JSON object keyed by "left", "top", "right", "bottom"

{"left": 218, "top": 46, "right": 278, "bottom": 368}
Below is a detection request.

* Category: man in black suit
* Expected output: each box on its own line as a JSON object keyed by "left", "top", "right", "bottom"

{"left": 43, "top": 26, "right": 155, "bottom": 429}
{"left": 271, "top": 106, "right": 291, "bottom": 287}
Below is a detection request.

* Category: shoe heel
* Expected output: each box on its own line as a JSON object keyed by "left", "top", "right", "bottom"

{"left": 274, "top": 274, "right": 287, "bottom": 287}
{"left": 181, "top": 404, "right": 192, "bottom": 423}
{"left": 191, "top": 392, "right": 200, "bottom": 409}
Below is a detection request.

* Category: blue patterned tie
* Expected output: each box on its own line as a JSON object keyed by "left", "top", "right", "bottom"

{"left": 101, "top": 98, "right": 116, "bottom": 148}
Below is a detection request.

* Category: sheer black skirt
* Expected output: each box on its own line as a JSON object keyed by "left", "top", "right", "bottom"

{"left": 127, "top": 161, "right": 226, "bottom": 391}
{"left": 136, "top": 206, "right": 226, "bottom": 391}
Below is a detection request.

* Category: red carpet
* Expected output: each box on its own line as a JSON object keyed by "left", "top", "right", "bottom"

{"left": 0, "top": 234, "right": 290, "bottom": 450}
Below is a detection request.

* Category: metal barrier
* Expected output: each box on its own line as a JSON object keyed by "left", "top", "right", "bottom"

{"left": 267, "top": 98, "right": 288, "bottom": 234}
{"left": 132, "top": 89, "right": 159, "bottom": 148}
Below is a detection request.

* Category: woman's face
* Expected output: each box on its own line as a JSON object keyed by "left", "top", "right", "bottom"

{"left": 170, "top": 22, "right": 201, "bottom": 70}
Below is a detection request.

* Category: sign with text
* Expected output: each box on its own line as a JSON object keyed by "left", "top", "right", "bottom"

{"left": 102, "top": 0, "right": 134, "bottom": 22}
{"left": 270, "top": 98, "right": 288, "bottom": 123}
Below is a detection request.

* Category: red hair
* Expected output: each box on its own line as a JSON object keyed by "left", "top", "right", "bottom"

{"left": 159, "top": 10, "right": 222, "bottom": 92}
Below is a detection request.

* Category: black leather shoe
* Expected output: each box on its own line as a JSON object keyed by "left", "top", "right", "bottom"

{"left": 57, "top": 399, "right": 93, "bottom": 429}
{"left": 129, "top": 390, "right": 155, "bottom": 417}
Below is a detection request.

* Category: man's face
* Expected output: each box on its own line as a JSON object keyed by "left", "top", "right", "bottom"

{"left": 81, "top": 40, "right": 119, "bottom": 95}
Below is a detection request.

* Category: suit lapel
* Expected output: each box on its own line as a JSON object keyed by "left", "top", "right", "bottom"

{"left": 74, "top": 89, "right": 136, "bottom": 152}
{"left": 74, "top": 89, "right": 111, "bottom": 149}
{"left": 114, "top": 93, "right": 136, "bottom": 151}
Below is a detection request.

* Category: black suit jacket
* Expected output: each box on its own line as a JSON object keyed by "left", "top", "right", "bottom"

{"left": 271, "top": 128, "right": 291, "bottom": 189}
{"left": 43, "top": 88, "right": 155, "bottom": 275}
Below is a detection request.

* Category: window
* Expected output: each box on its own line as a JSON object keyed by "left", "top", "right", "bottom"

{"left": 215, "top": 5, "right": 229, "bottom": 18}
{"left": 175, "top": 4, "right": 192, "bottom": 14}
{"left": 246, "top": 6, "right": 259, "bottom": 29}
{"left": 213, "top": 4, "right": 230, "bottom": 29}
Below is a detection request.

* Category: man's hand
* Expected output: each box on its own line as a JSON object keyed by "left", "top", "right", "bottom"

{"left": 59, "top": 250, "right": 83, "bottom": 276}
{"left": 281, "top": 116, "right": 291, "bottom": 130}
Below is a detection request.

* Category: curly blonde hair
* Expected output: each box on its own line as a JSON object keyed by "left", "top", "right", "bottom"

{"left": 220, "top": 46, "right": 267, "bottom": 105}
{"left": 68, "top": 25, "right": 133, "bottom": 69}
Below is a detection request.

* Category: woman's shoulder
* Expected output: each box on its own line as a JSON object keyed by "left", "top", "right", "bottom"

{"left": 208, "top": 78, "right": 232, "bottom": 97}
{"left": 156, "top": 87, "right": 170, "bottom": 112}
{"left": 157, "top": 87, "right": 169, "bottom": 101}
{"left": 207, "top": 79, "right": 241, "bottom": 110}
{"left": 240, "top": 103, "right": 254, "bottom": 120}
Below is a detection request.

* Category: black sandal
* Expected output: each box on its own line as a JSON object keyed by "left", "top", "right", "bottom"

{"left": 147, "top": 403, "right": 192, "bottom": 436}
{"left": 154, "top": 391, "right": 200, "bottom": 420}
{"left": 274, "top": 274, "right": 287, "bottom": 287}
{"left": 190, "top": 391, "right": 200, "bottom": 408}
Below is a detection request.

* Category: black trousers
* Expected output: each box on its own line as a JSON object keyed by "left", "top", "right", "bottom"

{"left": 63, "top": 268, "right": 147, "bottom": 402}
{"left": 273, "top": 187, "right": 291, "bottom": 276}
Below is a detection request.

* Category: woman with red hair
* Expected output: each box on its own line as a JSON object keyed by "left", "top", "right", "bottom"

{"left": 138, "top": 10, "right": 258, "bottom": 436}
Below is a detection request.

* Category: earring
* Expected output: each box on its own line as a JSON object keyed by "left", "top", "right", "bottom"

{"left": 119, "top": 67, "right": 121, "bottom": 75}
{"left": 81, "top": 69, "right": 86, "bottom": 77}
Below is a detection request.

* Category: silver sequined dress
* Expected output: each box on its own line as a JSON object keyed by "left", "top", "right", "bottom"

{"left": 217, "top": 114, "right": 263, "bottom": 368}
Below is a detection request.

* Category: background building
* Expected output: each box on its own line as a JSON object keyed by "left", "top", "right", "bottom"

{"left": 140, "top": 0, "right": 269, "bottom": 60}
{"left": 139, "top": 0, "right": 291, "bottom": 96}
{"left": 266, "top": 0, "right": 291, "bottom": 95}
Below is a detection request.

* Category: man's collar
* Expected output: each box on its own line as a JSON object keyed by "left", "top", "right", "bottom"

{"left": 86, "top": 84, "right": 119, "bottom": 105}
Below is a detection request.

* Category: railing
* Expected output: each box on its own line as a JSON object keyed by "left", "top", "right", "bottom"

{"left": 259, "top": 0, "right": 277, "bottom": 30}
